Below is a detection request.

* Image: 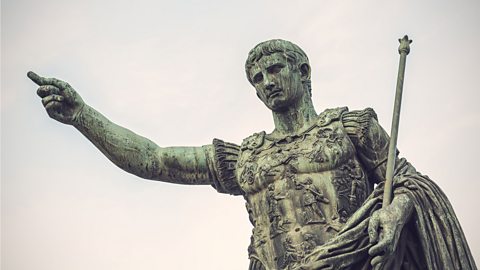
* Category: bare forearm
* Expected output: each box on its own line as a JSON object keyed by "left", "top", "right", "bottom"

{"left": 72, "top": 104, "right": 213, "bottom": 184}
{"left": 390, "top": 193, "right": 414, "bottom": 224}
{"left": 72, "top": 104, "right": 161, "bottom": 178}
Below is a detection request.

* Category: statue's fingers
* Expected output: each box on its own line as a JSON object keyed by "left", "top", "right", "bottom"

{"left": 368, "top": 235, "right": 389, "bottom": 257}
{"left": 37, "top": 85, "right": 61, "bottom": 98}
{"left": 49, "top": 78, "right": 70, "bottom": 89}
{"left": 371, "top": 255, "right": 386, "bottom": 270}
{"left": 42, "top": 95, "right": 64, "bottom": 107}
{"left": 27, "top": 71, "right": 47, "bottom": 86}
{"left": 368, "top": 216, "right": 380, "bottom": 243}
{"left": 45, "top": 107, "right": 66, "bottom": 122}
{"left": 44, "top": 100, "right": 63, "bottom": 111}
{"left": 27, "top": 71, "right": 70, "bottom": 89}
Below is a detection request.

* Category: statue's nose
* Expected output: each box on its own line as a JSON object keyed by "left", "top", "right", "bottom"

{"left": 265, "top": 81, "right": 275, "bottom": 91}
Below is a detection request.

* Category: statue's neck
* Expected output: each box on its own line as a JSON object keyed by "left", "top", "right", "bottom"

{"left": 272, "top": 95, "right": 317, "bottom": 136}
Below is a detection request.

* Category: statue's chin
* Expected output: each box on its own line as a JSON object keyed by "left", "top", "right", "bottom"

{"left": 267, "top": 99, "right": 291, "bottom": 112}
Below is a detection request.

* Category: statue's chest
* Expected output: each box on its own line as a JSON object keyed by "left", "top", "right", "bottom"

{"left": 236, "top": 122, "right": 356, "bottom": 194}
{"left": 236, "top": 121, "right": 372, "bottom": 269}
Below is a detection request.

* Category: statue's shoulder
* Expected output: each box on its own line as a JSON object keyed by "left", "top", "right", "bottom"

{"left": 240, "top": 131, "right": 266, "bottom": 151}
{"left": 211, "top": 138, "right": 243, "bottom": 196}
{"left": 341, "top": 107, "right": 381, "bottom": 147}
{"left": 342, "top": 107, "right": 378, "bottom": 119}
{"left": 341, "top": 107, "right": 378, "bottom": 125}
{"left": 316, "top": 106, "right": 349, "bottom": 127}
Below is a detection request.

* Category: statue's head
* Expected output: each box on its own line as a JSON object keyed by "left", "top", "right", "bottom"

{"left": 245, "top": 39, "right": 311, "bottom": 112}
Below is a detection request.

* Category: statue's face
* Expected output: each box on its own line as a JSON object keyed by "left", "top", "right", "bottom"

{"left": 249, "top": 53, "right": 305, "bottom": 112}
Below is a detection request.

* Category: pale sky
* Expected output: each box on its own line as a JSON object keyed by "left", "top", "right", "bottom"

{"left": 2, "top": 0, "right": 480, "bottom": 269}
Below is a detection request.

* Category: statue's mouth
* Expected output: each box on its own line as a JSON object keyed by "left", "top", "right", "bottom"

{"left": 268, "top": 89, "right": 282, "bottom": 99}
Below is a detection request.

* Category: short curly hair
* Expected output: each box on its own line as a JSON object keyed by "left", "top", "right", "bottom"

{"left": 245, "top": 39, "right": 311, "bottom": 96}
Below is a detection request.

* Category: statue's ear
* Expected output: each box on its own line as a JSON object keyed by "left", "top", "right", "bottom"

{"left": 300, "top": 63, "right": 311, "bottom": 81}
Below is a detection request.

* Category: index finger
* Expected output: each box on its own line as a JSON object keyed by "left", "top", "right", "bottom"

{"left": 27, "top": 71, "right": 49, "bottom": 86}
{"left": 27, "top": 71, "right": 69, "bottom": 89}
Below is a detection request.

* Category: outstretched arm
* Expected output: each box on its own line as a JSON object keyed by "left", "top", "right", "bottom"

{"left": 28, "top": 71, "right": 214, "bottom": 185}
{"left": 73, "top": 104, "right": 214, "bottom": 184}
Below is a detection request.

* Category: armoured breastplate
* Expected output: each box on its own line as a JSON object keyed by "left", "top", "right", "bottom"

{"left": 237, "top": 108, "right": 372, "bottom": 269}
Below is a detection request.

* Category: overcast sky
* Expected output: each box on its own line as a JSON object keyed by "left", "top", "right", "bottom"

{"left": 2, "top": 0, "right": 480, "bottom": 269}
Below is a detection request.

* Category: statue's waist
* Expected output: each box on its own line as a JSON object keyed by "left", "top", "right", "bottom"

{"left": 245, "top": 167, "right": 371, "bottom": 269}
{"left": 249, "top": 218, "right": 343, "bottom": 269}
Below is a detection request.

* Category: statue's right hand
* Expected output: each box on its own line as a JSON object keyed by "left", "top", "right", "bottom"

{"left": 28, "top": 71, "right": 85, "bottom": 125}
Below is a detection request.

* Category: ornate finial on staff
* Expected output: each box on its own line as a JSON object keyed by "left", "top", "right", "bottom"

{"left": 382, "top": 35, "right": 413, "bottom": 208}
{"left": 398, "top": 35, "right": 412, "bottom": 55}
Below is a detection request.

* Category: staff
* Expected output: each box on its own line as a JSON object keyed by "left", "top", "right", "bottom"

{"left": 382, "top": 35, "right": 412, "bottom": 208}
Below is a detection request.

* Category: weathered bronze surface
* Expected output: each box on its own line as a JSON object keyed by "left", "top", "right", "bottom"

{"left": 28, "top": 39, "right": 476, "bottom": 270}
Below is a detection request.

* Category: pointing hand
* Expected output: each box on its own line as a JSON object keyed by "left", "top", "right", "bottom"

{"left": 28, "top": 71, "right": 85, "bottom": 125}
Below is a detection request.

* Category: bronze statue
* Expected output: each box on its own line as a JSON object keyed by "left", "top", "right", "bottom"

{"left": 28, "top": 39, "right": 476, "bottom": 269}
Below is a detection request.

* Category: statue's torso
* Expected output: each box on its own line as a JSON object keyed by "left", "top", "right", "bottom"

{"left": 236, "top": 110, "right": 372, "bottom": 269}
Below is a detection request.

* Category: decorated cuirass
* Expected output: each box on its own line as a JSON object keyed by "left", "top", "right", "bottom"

{"left": 210, "top": 107, "right": 475, "bottom": 270}
{"left": 235, "top": 108, "right": 374, "bottom": 269}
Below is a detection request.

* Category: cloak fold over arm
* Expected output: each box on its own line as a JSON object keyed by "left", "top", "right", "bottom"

{"left": 298, "top": 108, "right": 476, "bottom": 270}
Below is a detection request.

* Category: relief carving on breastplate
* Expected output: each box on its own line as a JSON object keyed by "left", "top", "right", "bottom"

{"left": 238, "top": 139, "right": 260, "bottom": 188}
{"left": 333, "top": 159, "right": 367, "bottom": 223}
{"left": 248, "top": 227, "right": 268, "bottom": 258}
{"left": 267, "top": 184, "right": 290, "bottom": 238}
{"left": 281, "top": 235, "right": 303, "bottom": 268}
{"left": 241, "top": 162, "right": 257, "bottom": 185}
{"left": 295, "top": 177, "right": 330, "bottom": 225}
{"left": 308, "top": 127, "right": 345, "bottom": 164}
{"left": 241, "top": 131, "right": 266, "bottom": 152}
{"left": 300, "top": 233, "right": 318, "bottom": 256}
{"left": 246, "top": 201, "right": 267, "bottom": 259}
{"left": 278, "top": 233, "right": 320, "bottom": 269}
{"left": 308, "top": 142, "right": 328, "bottom": 163}
{"left": 259, "top": 152, "right": 291, "bottom": 180}
{"left": 317, "top": 127, "right": 344, "bottom": 145}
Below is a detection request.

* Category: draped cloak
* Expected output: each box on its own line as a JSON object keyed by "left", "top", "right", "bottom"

{"left": 297, "top": 158, "right": 477, "bottom": 270}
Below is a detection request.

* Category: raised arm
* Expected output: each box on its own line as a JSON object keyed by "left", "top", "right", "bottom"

{"left": 28, "top": 71, "right": 214, "bottom": 185}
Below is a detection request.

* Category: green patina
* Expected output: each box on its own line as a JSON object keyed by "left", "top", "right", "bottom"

{"left": 28, "top": 39, "right": 476, "bottom": 270}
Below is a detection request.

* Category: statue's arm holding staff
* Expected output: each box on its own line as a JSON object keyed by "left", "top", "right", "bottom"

{"left": 28, "top": 71, "right": 214, "bottom": 185}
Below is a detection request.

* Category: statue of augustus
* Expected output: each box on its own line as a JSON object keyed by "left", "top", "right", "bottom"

{"left": 28, "top": 39, "right": 476, "bottom": 270}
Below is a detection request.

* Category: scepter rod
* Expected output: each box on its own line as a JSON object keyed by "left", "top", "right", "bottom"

{"left": 382, "top": 35, "right": 412, "bottom": 208}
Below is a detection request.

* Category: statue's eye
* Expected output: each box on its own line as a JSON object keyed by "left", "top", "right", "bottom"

{"left": 253, "top": 73, "right": 263, "bottom": 84}
{"left": 267, "top": 64, "right": 284, "bottom": 74}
